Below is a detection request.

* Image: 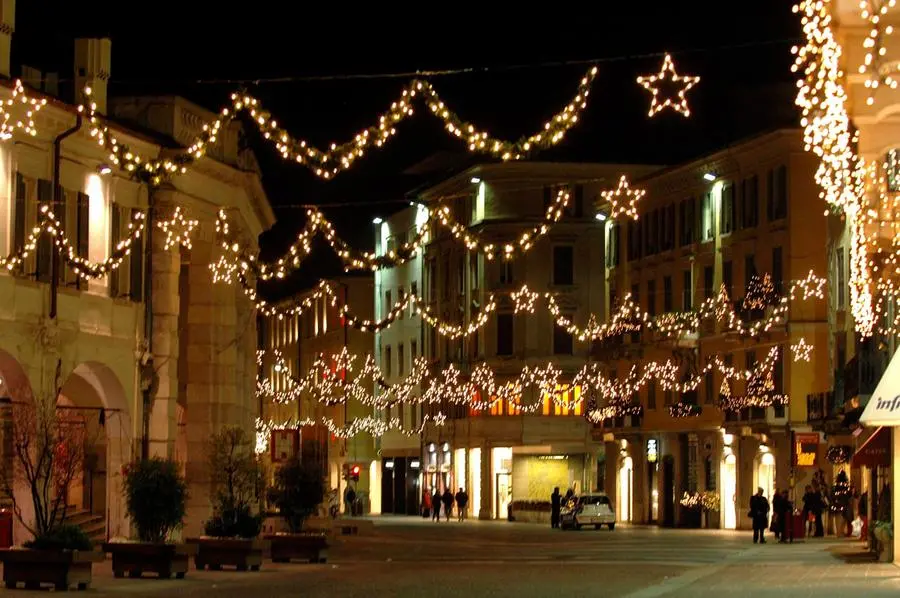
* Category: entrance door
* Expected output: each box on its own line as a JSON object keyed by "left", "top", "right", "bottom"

{"left": 720, "top": 454, "right": 737, "bottom": 529}
{"left": 662, "top": 456, "right": 675, "bottom": 527}
{"left": 618, "top": 456, "right": 633, "bottom": 522}
{"left": 648, "top": 464, "right": 658, "bottom": 523}
{"left": 495, "top": 473, "right": 512, "bottom": 520}
{"left": 755, "top": 452, "right": 776, "bottom": 503}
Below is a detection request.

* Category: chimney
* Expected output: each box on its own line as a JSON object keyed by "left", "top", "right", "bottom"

{"left": 74, "top": 38, "right": 111, "bottom": 113}
{"left": 0, "top": 0, "right": 14, "bottom": 79}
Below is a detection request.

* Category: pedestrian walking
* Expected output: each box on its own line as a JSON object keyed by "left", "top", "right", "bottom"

{"left": 771, "top": 488, "right": 783, "bottom": 541}
{"left": 432, "top": 489, "right": 442, "bottom": 522}
{"left": 550, "top": 487, "right": 561, "bottom": 529}
{"left": 779, "top": 490, "right": 794, "bottom": 543}
{"left": 455, "top": 487, "right": 469, "bottom": 522}
{"left": 344, "top": 485, "right": 356, "bottom": 517}
{"left": 442, "top": 489, "right": 454, "bottom": 522}
{"left": 749, "top": 487, "right": 770, "bottom": 544}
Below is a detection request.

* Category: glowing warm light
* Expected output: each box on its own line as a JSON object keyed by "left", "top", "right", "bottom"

{"left": 636, "top": 54, "right": 700, "bottom": 117}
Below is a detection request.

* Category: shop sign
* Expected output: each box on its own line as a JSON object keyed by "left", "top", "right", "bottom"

{"left": 793, "top": 433, "right": 819, "bottom": 467}
{"left": 646, "top": 438, "right": 659, "bottom": 464}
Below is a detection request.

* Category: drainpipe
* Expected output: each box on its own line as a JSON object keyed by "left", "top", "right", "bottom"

{"left": 141, "top": 187, "right": 155, "bottom": 460}
{"left": 50, "top": 113, "right": 83, "bottom": 319}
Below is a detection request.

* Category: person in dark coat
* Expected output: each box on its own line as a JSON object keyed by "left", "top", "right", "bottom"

{"left": 771, "top": 489, "right": 784, "bottom": 541}
{"left": 432, "top": 489, "right": 442, "bottom": 522}
{"left": 442, "top": 489, "right": 454, "bottom": 522}
{"left": 455, "top": 488, "right": 469, "bottom": 522}
{"left": 749, "top": 487, "right": 770, "bottom": 544}
{"left": 550, "top": 487, "right": 561, "bottom": 529}
{"left": 777, "top": 489, "right": 793, "bottom": 543}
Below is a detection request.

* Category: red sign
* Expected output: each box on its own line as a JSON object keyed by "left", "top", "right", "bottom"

{"left": 793, "top": 433, "right": 819, "bottom": 468}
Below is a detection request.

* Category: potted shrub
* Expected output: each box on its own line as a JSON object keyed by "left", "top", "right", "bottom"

{"left": 103, "top": 457, "right": 195, "bottom": 579}
{"left": 0, "top": 399, "right": 104, "bottom": 590}
{"left": 265, "top": 458, "right": 328, "bottom": 563}
{"left": 187, "top": 427, "right": 268, "bottom": 571}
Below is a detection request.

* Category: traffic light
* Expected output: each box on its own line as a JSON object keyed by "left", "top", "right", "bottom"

{"left": 350, "top": 465, "right": 360, "bottom": 482}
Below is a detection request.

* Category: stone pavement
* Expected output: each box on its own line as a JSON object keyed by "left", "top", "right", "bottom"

{"left": 0, "top": 520, "right": 896, "bottom": 597}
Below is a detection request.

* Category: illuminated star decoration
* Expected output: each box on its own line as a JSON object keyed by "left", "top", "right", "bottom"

{"left": 512, "top": 285, "right": 540, "bottom": 314}
{"left": 636, "top": 53, "right": 700, "bottom": 118}
{"left": 791, "top": 338, "right": 814, "bottom": 363}
{"left": 602, "top": 175, "right": 646, "bottom": 220}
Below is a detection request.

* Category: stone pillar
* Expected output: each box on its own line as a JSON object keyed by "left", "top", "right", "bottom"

{"left": 148, "top": 197, "right": 180, "bottom": 460}
{"left": 182, "top": 219, "right": 239, "bottom": 535}
{"left": 479, "top": 443, "right": 492, "bottom": 520}
{"left": 631, "top": 438, "right": 646, "bottom": 524}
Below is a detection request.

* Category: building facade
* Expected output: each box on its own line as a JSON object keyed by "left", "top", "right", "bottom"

{"left": 0, "top": 18, "right": 273, "bottom": 542}
{"left": 371, "top": 204, "right": 428, "bottom": 515}
{"left": 258, "top": 275, "right": 376, "bottom": 514}
{"left": 597, "top": 129, "right": 830, "bottom": 529}
{"left": 417, "top": 162, "right": 657, "bottom": 520}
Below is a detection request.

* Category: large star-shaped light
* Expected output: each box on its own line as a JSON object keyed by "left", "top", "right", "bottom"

{"left": 637, "top": 54, "right": 700, "bottom": 118}
{"left": 601, "top": 175, "right": 646, "bottom": 220}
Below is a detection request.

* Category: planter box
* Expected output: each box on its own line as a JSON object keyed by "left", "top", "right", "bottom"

{"left": 511, "top": 510, "right": 552, "bottom": 524}
{"left": 0, "top": 549, "right": 104, "bottom": 591}
{"left": 185, "top": 538, "right": 269, "bottom": 571}
{"left": 264, "top": 534, "right": 328, "bottom": 563}
{"left": 102, "top": 542, "right": 198, "bottom": 579}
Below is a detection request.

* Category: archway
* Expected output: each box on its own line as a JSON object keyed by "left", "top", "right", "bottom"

{"left": 720, "top": 453, "right": 737, "bottom": 529}
{"left": 754, "top": 451, "right": 776, "bottom": 504}
{"left": 0, "top": 348, "right": 35, "bottom": 544}
{"left": 618, "top": 455, "right": 634, "bottom": 522}
{"left": 58, "top": 362, "right": 131, "bottom": 541}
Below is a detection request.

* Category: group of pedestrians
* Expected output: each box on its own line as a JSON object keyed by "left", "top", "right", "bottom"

{"left": 748, "top": 484, "right": 828, "bottom": 544}
{"left": 424, "top": 487, "right": 469, "bottom": 522}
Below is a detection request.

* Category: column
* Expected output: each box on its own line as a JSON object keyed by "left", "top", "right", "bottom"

{"left": 182, "top": 219, "right": 240, "bottom": 535}
{"left": 632, "top": 438, "right": 647, "bottom": 524}
{"left": 479, "top": 443, "right": 492, "bottom": 520}
{"left": 148, "top": 196, "right": 180, "bottom": 460}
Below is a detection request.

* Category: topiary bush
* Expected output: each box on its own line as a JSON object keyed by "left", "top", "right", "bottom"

{"left": 268, "top": 458, "right": 325, "bottom": 533}
{"left": 205, "top": 427, "right": 265, "bottom": 538}
{"left": 122, "top": 457, "right": 188, "bottom": 543}
{"left": 24, "top": 524, "right": 93, "bottom": 551}
{"left": 203, "top": 506, "right": 263, "bottom": 539}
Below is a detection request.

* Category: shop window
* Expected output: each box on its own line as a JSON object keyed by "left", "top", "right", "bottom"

{"left": 553, "top": 245, "right": 574, "bottom": 286}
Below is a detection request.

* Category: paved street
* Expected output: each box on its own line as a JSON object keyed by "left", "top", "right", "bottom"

{"left": 2, "top": 519, "right": 899, "bottom": 597}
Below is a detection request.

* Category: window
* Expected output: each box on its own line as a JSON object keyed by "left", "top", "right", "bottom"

{"left": 744, "top": 254, "right": 757, "bottom": 291}
{"left": 410, "top": 339, "right": 417, "bottom": 361}
{"left": 398, "top": 344, "right": 405, "bottom": 377}
{"left": 663, "top": 276, "right": 673, "bottom": 312}
{"left": 384, "top": 346, "right": 392, "bottom": 377}
{"left": 836, "top": 247, "right": 846, "bottom": 309}
{"left": 110, "top": 203, "right": 143, "bottom": 300}
{"left": 573, "top": 184, "right": 584, "bottom": 218}
{"left": 741, "top": 175, "right": 759, "bottom": 228}
{"left": 470, "top": 253, "right": 479, "bottom": 290}
{"left": 552, "top": 246, "right": 574, "bottom": 286}
{"left": 664, "top": 389, "right": 674, "bottom": 406}
{"left": 648, "top": 381, "right": 657, "bottom": 410}
{"left": 385, "top": 290, "right": 392, "bottom": 318}
{"left": 703, "top": 266, "right": 714, "bottom": 299}
{"left": 13, "top": 172, "right": 25, "bottom": 258}
{"left": 722, "top": 260, "right": 733, "bottom": 299}
{"left": 705, "top": 371, "right": 714, "bottom": 404}
{"left": 398, "top": 286, "right": 405, "bottom": 320}
{"left": 429, "top": 327, "right": 437, "bottom": 360}
{"left": 443, "top": 256, "right": 451, "bottom": 299}
{"left": 457, "top": 257, "right": 465, "bottom": 294}
{"left": 645, "top": 209, "right": 657, "bottom": 255}
{"left": 664, "top": 204, "right": 676, "bottom": 250}
{"left": 721, "top": 183, "right": 735, "bottom": 234}
{"left": 410, "top": 281, "right": 418, "bottom": 317}
{"left": 428, "top": 259, "right": 436, "bottom": 301}
{"left": 768, "top": 165, "right": 788, "bottom": 221}
{"left": 553, "top": 317, "right": 574, "bottom": 355}
{"left": 606, "top": 223, "right": 619, "bottom": 267}
{"left": 701, "top": 192, "right": 714, "bottom": 241}
{"left": 772, "top": 246, "right": 783, "bottom": 294}
{"left": 647, "top": 280, "right": 657, "bottom": 317}
{"left": 631, "top": 283, "right": 640, "bottom": 305}
{"left": 499, "top": 261, "right": 514, "bottom": 285}
{"left": 682, "top": 270, "right": 692, "bottom": 310}
{"left": 496, "top": 313, "right": 513, "bottom": 356}
{"left": 627, "top": 220, "right": 643, "bottom": 261}
{"left": 679, "top": 198, "right": 695, "bottom": 246}
{"left": 35, "top": 179, "right": 52, "bottom": 282}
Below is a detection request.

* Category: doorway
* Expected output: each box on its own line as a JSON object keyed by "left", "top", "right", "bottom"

{"left": 755, "top": 452, "right": 776, "bottom": 502}
{"left": 618, "top": 456, "right": 633, "bottom": 522}
{"left": 648, "top": 463, "right": 659, "bottom": 523}
{"left": 662, "top": 456, "right": 675, "bottom": 527}
{"left": 720, "top": 454, "right": 737, "bottom": 529}
{"left": 495, "top": 472, "right": 512, "bottom": 520}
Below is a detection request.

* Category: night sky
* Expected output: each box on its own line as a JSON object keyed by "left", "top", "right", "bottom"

{"left": 13, "top": 1, "right": 800, "bottom": 297}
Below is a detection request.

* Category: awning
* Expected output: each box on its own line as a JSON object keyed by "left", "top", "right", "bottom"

{"left": 860, "top": 347, "right": 900, "bottom": 426}
{"left": 852, "top": 427, "right": 891, "bottom": 468}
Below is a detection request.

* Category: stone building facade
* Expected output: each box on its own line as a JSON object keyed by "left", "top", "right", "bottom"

{"left": 0, "top": 13, "right": 273, "bottom": 543}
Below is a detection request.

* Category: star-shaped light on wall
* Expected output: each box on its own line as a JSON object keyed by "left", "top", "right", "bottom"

{"left": 512, "top": 284, "right": 540, "bottom": 314}
{"left": 791, "top": 338, "right": 814, "bottom": 362}
{"left": 636, "top": 54, "right": 700, "bottom": 118}
{"left": 601, "top": 175, "right": 646, "bottom": 220}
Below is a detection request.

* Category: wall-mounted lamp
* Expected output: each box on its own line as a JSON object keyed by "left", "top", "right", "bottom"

{"left": 595, "top": 212, "right": 608, "bottom": 222}
{"left": 372, "top": 217, "right": 384, "bottom": 225}
{"left": 703, "top": 172, "right": 717, "bottom": 182}
{"left": 470, "top": 177, "right": 482, "bottom": 184}
{"left": 98, "top": 164, "right": 112, "bottom": 176}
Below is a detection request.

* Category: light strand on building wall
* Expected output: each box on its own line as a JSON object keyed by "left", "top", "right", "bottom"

{"left": 793, "top": 0, "right": 874, "bottom": 334}
{"left": 600, "top": 175, "right": 645, "bottom": 220}
{"left": 859, "top": 0, "right": 898, "bottom": 105}
{"left": 668, "top": 403, "right": 703, "bottom": 418}
{"left": 636, "top": 54, "right": 700, "bottom": 118}
{"left": 83, "top": 67, "right": 598, "bottom": 186}
{"left": 791, "top": 337, "right": 813, "bottom": 362}
{"left": 0, "top": 79, "right": 47, "bottom": 139}
{"left": 255, "top": 412, "right": 446, "bottom": 451}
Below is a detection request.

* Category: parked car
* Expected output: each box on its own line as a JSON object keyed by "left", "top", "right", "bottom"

{"left": 560, "top": 494, "right": 616, "bottom": 530}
